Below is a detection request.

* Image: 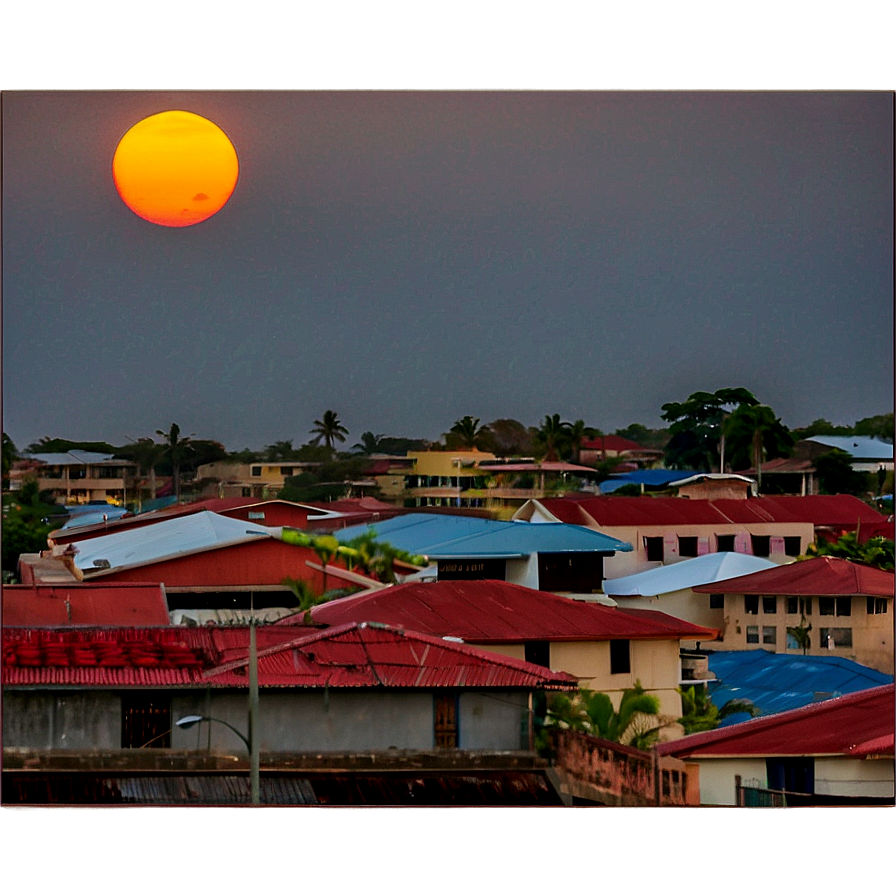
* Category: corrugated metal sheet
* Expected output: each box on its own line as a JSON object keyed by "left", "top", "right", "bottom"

{"left": 658, "top": 684, "right": 895, "bottom": 758}
{"left": 334, "top": 513, "right": 632, "bottom": 557}
{"left": 604, "top": 552, "right": 778, "bottom": 597}
{"left": 71, "top": 511, "right": 278, "bottom": 574}
{"left": 537, "top": 494, "right": 886, "bottom": 528}
{"left": 705, "top": 648, "right": 893, "bottom": 718}
{"left": 692, "top": 556, "right": 895, "bottom": 596}
{"left": 204, "top": 622, "right": 578, "bottom": 689}
{"left": 307, "top": 579, "right": 717, "bottom": 642}
{"left": 804, "top": 435, "right": 894, "bottom": 459}
{"left": 2, "top": 583, "right": 170, "bottom": 626}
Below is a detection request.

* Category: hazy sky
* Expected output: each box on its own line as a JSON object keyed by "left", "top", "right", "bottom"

{"left": 2, "top": 90, "right": 892, "bottom": 452}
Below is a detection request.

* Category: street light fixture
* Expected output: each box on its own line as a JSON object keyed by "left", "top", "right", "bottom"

{"left": 175, "top": 715, "right": 258, "bottom": 804}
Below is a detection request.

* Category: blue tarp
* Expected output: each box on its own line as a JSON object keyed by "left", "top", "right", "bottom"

{"left": 705, "top": 649, "right": 892, "bottom": 722}
{"left": 600, "top": 469, "right": 699, "bottom": 493}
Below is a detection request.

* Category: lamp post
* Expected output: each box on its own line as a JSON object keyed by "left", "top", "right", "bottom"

{"left": 175, "top": 714, "right": 259, "bottom": 805}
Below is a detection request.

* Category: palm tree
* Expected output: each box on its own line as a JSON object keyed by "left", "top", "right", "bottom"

{"left": 263, "top": 440, "right": 298, "bottom": 461}
{"left": 567, "top": 419, "right": 598, "bottom": 463}
{"left": 127, "top": 437, "right": 165, "bottom": 502}
{"left": 352, "top": 432, "right": 385, "bottom": 454}
{"left": 310, "top": 411, "right": 348, "bottom": 453}
{"left": 535, "top": 414, "right": 572, "bottom": 462}
{"left": 156, "top": 423, "right": 194, "bottom": 501}
{"left": 2, "top": 432, "right": 18, "bottom": 489}
{"left": 446, "top": 415, "right": 486, "bottom": 450}
{"left": 721, "top": 403, "right": 793, "bottom": 487}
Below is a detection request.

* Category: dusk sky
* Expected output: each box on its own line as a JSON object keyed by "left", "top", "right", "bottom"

{"left": 2, "top": 90, "right": 893, "bottom": 453}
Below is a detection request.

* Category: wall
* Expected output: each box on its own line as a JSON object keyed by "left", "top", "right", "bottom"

{"left": 3, "top": 691, "right": 121, "bottom": 750}
{"left": 458, "top": 691, "right": 529, "bottom": 750}
{"left": 693, "top": 757, "right": 767, "bottom": 806}
{"left": 718, "top": 593, "right": 894, "bottom": 673}
{"left": 815, "top": 757, "right": 894, "bottom": 799}
{"left": 611, "top": 589, "right": 725, "bottom": 646}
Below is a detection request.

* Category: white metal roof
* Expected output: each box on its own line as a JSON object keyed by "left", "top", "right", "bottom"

{"left": 71, "top": 511, "right": 281, "bottom": 574}
{"left": 603, "top": 552, "right": 779, "bottom": 597}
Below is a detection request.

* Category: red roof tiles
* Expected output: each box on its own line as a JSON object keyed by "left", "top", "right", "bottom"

{"left": 302, "top": 579, "right": 717, "bottom": 642}
{"left": 658, "top": 685, "right": 895, "bottom": 758}
{"left": 692, "top": 556, "right": 894, "bottom": 596}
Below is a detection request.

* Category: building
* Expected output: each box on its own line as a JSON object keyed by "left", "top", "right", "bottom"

{"left": 194, "top": 460, "right": 321, "bottom": 498}
{"left": 603, "top": 551, "right": 779, "bottom": 639}
{"left": 9, "top": 452, "right": 138, "bottom": 506}
{"left": 302, "top": 578, "right": 718, "bottom": 720}
{"left": 692, "top": 556, "right": 894, "bottom": 673}
{"left": 333, "top": 512, "right": 633, "bottom": 596}
{"left": 797, "top": 435, "right": 894, "bottom": 473}
{"left": 578, "top": 434, "right": 663, "bottom": 469}
{"left": 515, "top": 493, "right": 885, "bottom": 578}
{"left": 2, "top": 582, "right": 170, "bottom": 626}
{"left": 657, "top": 685, "right": 895, "bottom": 806}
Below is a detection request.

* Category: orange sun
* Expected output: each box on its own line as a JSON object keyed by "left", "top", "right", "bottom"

{"left": 112, "top": 110, "right": 239, "bottom": 227}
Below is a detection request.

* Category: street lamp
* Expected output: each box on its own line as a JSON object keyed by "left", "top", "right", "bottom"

{"left": 175, "top": 715, "right": 259, "bottom": 805}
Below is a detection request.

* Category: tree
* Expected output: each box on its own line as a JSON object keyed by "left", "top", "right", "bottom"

{"left": 352, "top": 432, "right": 386, "bottom": 454}
{"left": 721, "top": 403, "right": 793, "bottom": 487}
{"left": 790, "top": 418, "right": 853, "bottom": 441}
{"left": 309, "top": 411, "right": 348, "bottom": 453}
{"left": 544, "top": 683, "right": 663, "bottom": 749}
{"left": 566, "top": 419, "right": 598, "bottom": 462}
{"left": 482, "top": 419, "right": 535, "bottom": 457}
{"left": 854, "top": 413, "right": 894, "bottom": 444}
{"left": 280, "top": 576, "right": 326, "bottom": 623}
{"left": 263, "top": 440, "right": 300, "bottom": 462}
{"left": 156, "top": 424, "right": 194, "bottom": 501}
{"left": 534, "top": 414, "right": 572, "bottom": 462}
{"left": 786, "top": 616, "right": 813, "bottom": 654}
{"left": 120, "top": 437, "right": 165, "bottom": 501}
{"left": 804, "top": 530, "right": 894, "bottom": 572}
{"left": 445, "top": 416, "right": 490, "bottom": 450}
{"left": 814, "top": 449, "right": 868, "bottom": 496}
{"left": 2, "top": 432, "right": 18, "bottom": 489}
{"left": 661, "top": 387, "right": 759, "bottom": 471}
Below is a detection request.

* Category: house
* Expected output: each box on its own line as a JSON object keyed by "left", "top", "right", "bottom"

{"left": 514, "top": 493, "right": 885, "bottom": 578}
{"left": 300, "top": 578, "right": 718, "bottom": 721}
{"left": 702, "top": 649, "right": 893, "bottom": 720}
{"left": 333, "top": 512, "right": 632, "bottom": 596}
{"left": 578, "top": 435, "right": 664, "bottom": 469}
{"left": 22, "top": 511, "right": 334, "bottom": 618}
{"left": 194, "top": 460, "right": 322, "bottom": 498}
{"left": 2, "top": 582, "right": 170, "bottom": 626}
{"left": 9, "top": 452, "right": 138, "bottom": 506}
{"left": 603, "top": 552, "right": 779, "bottom": 639}
{"left": 797, "top": 435, "right": 894, "bottom": 473}
{"left": 657, "top": 685, "right": 895, "bottom": 806}
{"left": 1, "top": 621, "right": 575, "bottom": 757}
{"left": 598, "top": 469, "right": 701, "bottom": 495}
{"left": 691, "top": 556, "right": 894, "bottom": 673}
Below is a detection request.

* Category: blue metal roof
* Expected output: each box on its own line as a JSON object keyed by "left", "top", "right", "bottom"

{"left": 335, "top": 513, "right": 632, "bottom": 558}
{"left": 705, "top": 649, "right": 892, "bottom": 722}
{"left": 600, "top": 469, "right": 699, "bottom": 493}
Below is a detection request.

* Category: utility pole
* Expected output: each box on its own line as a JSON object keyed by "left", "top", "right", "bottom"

{"left": 248, "top": 592, "right": 260, "bottom": 805}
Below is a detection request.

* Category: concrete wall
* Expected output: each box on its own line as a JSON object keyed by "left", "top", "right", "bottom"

{"left": 695, "top": 757, "right": 768, "bottom": 806}
{"left": 458, "top": 691, "right": 529, "bottom": 750}
{"left": 506, "top": 555, "right": 539, "bottom": 590}
{"left": 3, "top": 691, "right": 121, "bottom": 750}
{"left": 611, "top": 589, "right": 725, "bottom": 645}
{"left": 815, "top": 757, "right": 894, "bottom": 799}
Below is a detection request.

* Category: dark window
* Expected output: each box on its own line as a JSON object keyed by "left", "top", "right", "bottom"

{"left": 803, "top": 597, "right": 812, "bottom": 615}
{"left": 709, "top": 593, "right": 724, "bottom": 609}
{"left": 610, "top": 639, "right": 631, "bottom": 674}
{"left": 716, "top": 534, "right": 736, "bottom": 552}
{"left": 644, "top": 537, "right": 664, "bottom": 562}
{"left": 762, "top": 626, "right": 776, "bottom": 645}
{"left": 280, "top": 467, "right": 294, "bottom": 476}
{"left": 746, "top": 626, "right": 759, "bottom": 644}
{"left": 784, "top": 536, "right": 802, "bottom": 556}
{"left": 867, "top": 597, "right": 889, "bottom": 614}
{"left": 786, "top": 597, "right": 799, "bottom": 615}
{"left": 762, "top": 596, "right": 777, "bottom": 614}
{"left": 745, "top": 595, "right": 759, "bottom": 615}
{"left": 250, "top": 466, "right": 262, "bottom": 477}
{"left": 836, "top": 597, "right": 852, "bottom": 617}
{"left": 751, "top": 535, "right": 771, "bottom": 557}
{"left": 438, "top": 558, "right": 506, "bottom": 581}
{"left": 678, "top": 537, "right": 698, "bottom": 557}
{"left": 820, "top": 627, "right": 853, "bottom": 649}
{"left": 525, "top": 641, "right": 550, "bottom": 668}
{"left": 241, "top": 487, "right": 252, "bottom": 497}
{"left": 537, "top": 552, "right": 603, "bottom": 593}
{"left": 434, "top": 694, "right": 458, "bottom": 748}
{"left": 767, "top": 757, "right": 815, "bottom": 794}
{"left": 121, "top": 693, "right": 171, "bottom": 748}
{"left": 819, "top": 597, "right": 835, "bottom": 616}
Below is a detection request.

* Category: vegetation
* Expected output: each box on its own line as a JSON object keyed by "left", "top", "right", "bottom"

{"left": 1, "top": 480, "right": 65, "bottom": 577}
{"left": 803, "top": 530, "right": 894, "bottom": 572}
{"left": 813, "top": 449, "right": 869, "bottom": 496}
{"left": 445, "top": 416, "right": 491, "bottom": 451}
{"left": 721, "top": 402, "right": 793, "bottom": 483}
{"left": 678, "top": 685, "right": 760, "bottom": 733}
{"left": 155, "top": 424, "right": 195, "bottom": 501}
{"left": 309, "top": 411, "right": 348, "bottom": 453}
{"left": 786, "top": 616, "right": 813, "bottom": 655}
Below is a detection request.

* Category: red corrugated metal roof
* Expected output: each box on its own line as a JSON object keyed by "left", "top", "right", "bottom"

{"left": 204, "top": 622, "right": 578, "bottom": 689}
{"left": 658, "top": 685, "right": 894, "bottom": 758}
{"left": 302, "top": 579, "right": 717, "bottom": 642}
{"left": 581, "top": 436, "right": 649, "bottom": 452}
{"left": 692, "top": 556, "right": 895, "bottom": 596}
{"left": 2, "top": 583, "right": 170, "bottom": 627}
{"left": 538, "top": 494, "right": 886, "bottom": 528}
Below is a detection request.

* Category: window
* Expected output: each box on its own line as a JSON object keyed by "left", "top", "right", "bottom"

{"left": 709, "top": 593, "right": 724, "bottom": 609}
{"left": 820, "top": 627, "right": 853, "bottom": 649}
{"left": 250, "top": 466, "right": 262, "bottom": 477}
{"left": 784, "top": 536, "right": 802, "bottom": 556}
{"left": 644, "top": 537, "right": 663, "bottom": 562}
{"left": 538, "top": 552, "right": 603, "bottom": 593}
{"left": 762, "top": 626, "right": 776, "bottom": 645}
{"left": 822, "top": 596, "right": 851, "bottom": 617}
{"left": 280, "top": 467, "right": 294, "bottom": 476}
{"left": 678, "top": 537, "right": 698, "bottom": 557}
{"left": 786, "top": 596, "right": 799, "bottom": 615}
{"left": 746, "top": 626, "right": 759, "bottom": 644}
{"left": 745, "top": 595, "right": 759, "bottom": 615}
{"left": 716, "top": 534, "right": 736, "bottom": 552}
{"left": 525, "top": 641, "right": 550, "bottom": 668}
{"left": 121, "top": 692, "right": 171, "bottom": 749}
{"left": 751, "top": 535, "right": 771, "bottom": 557}
{"left": 786, "top": 596, "right": 812, "bottom": 616}
{"left": 836, "top": 597, "right": 851, "bottom": 617}
{"left": 241, "top": 487, "right": 252, "bottom": 497}
{"left": 762, "top": 596, "right": 777, "bottom": 614}
{"left": 767, "top": 757, "right": 814, "bottom": 795}
{"left": 610, "top": 639, "right": 631, "bottom": 674}
{"left": 867, "top": 597, "right": 889, "bottom": 614}
{"left": 819, "top": 597, "right": 835, "bottom": 616}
